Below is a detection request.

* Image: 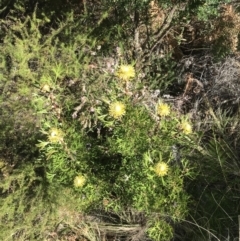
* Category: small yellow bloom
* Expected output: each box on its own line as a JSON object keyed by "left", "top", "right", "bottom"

{"left": 154, "top": 162, "right": 169, "bottom": 177}
{"left": 109, "top": 101, "right": 126, "bottom": 119}
{"left": 157, "top": 103, "right": 170, "bottom": 117}
{"left": 116, "top": 65, "right": 135, "bottom": 81}
{"left": 102, "top": 198, "right": 110, "bottom": 207}
{"left": 74, "top": 175, "right": 86, "bottom": 188}
{"left": 48, "top": 128, "right": 64, "bottom": 143}
{"left": 41, "top": 84, "right": 51, "bottom": 92}
{"left": 180, "top": 121, "right": 192, "bottom": 134}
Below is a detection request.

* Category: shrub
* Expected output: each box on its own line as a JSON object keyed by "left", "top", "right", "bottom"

{"left": 2, "top": 1, "right": 238, "bottom": 240}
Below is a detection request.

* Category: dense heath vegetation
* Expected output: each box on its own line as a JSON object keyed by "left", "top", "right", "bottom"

{"left": 1, "top": 0, "right": 240, "bottom": 240}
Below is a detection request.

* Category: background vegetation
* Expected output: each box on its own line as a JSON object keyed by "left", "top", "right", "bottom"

{"left": 0, "top": 0, "right": 240, "bottom": 240}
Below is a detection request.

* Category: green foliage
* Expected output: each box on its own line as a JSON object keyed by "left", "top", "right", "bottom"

{"left": 1, "top": 0, "right": 240, "bottom": 240}
{"left": 147, "top": 218, "right": 173, "bottom": 241}
{"left": 195, "top": 0, "right": 229, "bottom": 21}
{"left": 0, "top": 162, "right": 53, "bottom": 240}
{"left": 184, "top": 109, "right": 240, "bottom": 240}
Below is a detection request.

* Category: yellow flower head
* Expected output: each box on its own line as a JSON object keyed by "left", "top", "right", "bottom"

{"left": 41, "top": 83, "right": 51, "bottom": 92}
{"left": 102, "top": 198, "right": 110, "bottom": 207}
{"left": 180, "top": 121, "right": 192, "bottom": 135}
{"left": 154, "top": 162, "right": 169, "bottom": 177}
{"left": 48, "top": 128, "right": 64, "bottom": 143}
{"left": 109, "top": 101, "right": 126, "bottom": 119}
{"left": 157, "top": 102, "right": 170, "bottom": 117}
{"left": 74, "top": 175, "right": 86, "bottom": 188}
{"left": 116, "top": 65, "right": 135, "bottom": 81}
